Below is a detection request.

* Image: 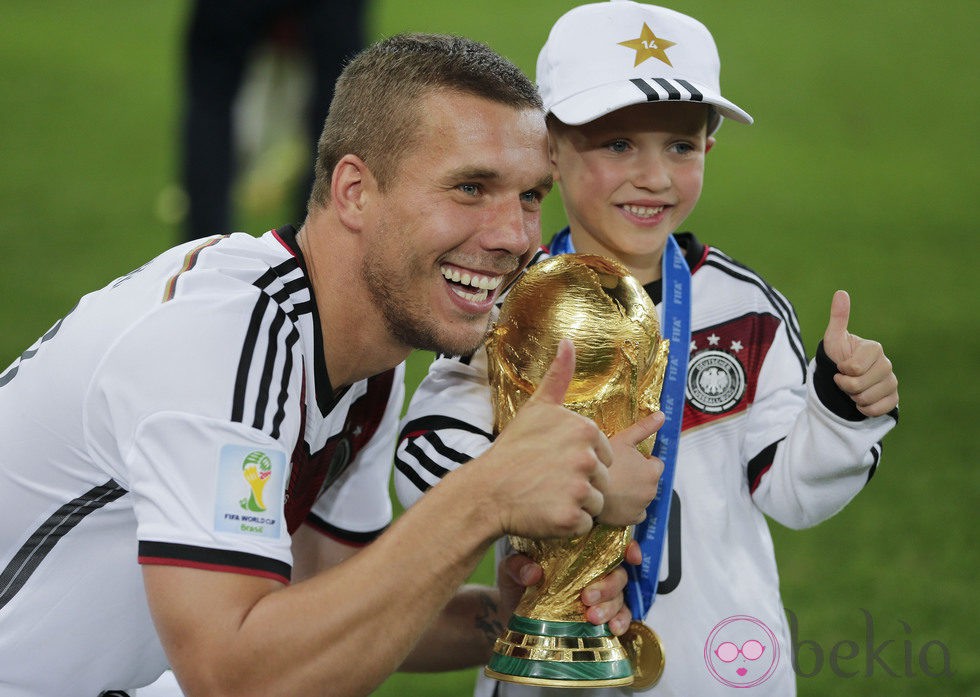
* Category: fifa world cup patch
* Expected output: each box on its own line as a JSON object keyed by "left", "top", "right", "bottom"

{"left": 214, "top": 445, "right": 286, "bottom": 539}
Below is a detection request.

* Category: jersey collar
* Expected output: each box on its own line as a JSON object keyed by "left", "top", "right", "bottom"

{"left": 273, "top": 224, "right": 351, "bottom": 415}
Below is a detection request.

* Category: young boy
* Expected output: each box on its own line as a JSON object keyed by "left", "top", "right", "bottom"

{"left": 396, "top": 3, "right": 899, "bottom": 695}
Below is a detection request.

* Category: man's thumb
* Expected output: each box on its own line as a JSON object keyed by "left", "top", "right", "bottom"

{"left": 532, "top": 338, "right": 575, "bottom": 405}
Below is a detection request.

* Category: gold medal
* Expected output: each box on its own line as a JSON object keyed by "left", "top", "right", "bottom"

{"left": 620, "top": 621, "right": 665, "bottom": 689}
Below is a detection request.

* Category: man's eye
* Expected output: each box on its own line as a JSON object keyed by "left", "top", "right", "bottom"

{"left": 520, "top": 190, "right": 542, "bottom": 204}
{"left": 607, "top": 139, "right": 630, "bottom": 153}
{"left": 458, "top": 183, "right": 480, "bottom": 195}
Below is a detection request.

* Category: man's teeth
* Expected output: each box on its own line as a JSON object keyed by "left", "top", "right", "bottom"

{"left": 451, "top": 286, "right": 488, "bottom": 302}
{"left": 623, "top": 204, "right": 664, "bottom": 218}
{"left": 440, "top": 266, "right": 504, "bottom": 296}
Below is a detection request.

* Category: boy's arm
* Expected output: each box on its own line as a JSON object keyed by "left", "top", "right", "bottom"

{"left": 749, "top": 292, "right": 899, "bottom": 529}
{"left": 394, "top": 347, "right": 496, "bottom": 510}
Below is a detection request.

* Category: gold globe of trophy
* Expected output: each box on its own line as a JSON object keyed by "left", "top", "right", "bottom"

{"left": 485, "top": 253, "right": 669, "bottom": 687}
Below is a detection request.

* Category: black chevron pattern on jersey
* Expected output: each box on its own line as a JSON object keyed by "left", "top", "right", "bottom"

{"left": 396, "top": 415, "right": 493, "bottom": 494}
{"left": 231, "top": 258, "right": 310, "bottom": 439}
{"left": 701, "top": 250, "right": 808, "bottom": 377}
{"left": 0, "top": 480, "right": 126, "bottom": 612}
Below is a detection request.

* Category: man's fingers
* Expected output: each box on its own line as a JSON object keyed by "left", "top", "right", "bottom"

{"left": 582, "top": 484, "right": 605, "bottom": 520}
{"left": 530, "top": 338, "right": 575, "bottom": 406}
{"left": 501, "top": 554, "right": 543, "bottom": 588}
{"left": 594, "top": 432, "right": 614, "bottom": 469}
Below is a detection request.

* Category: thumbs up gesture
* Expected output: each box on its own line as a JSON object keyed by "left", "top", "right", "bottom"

{"left": 481, "top": 339, "right": 615, "bottom": 539}
{"left": 821, "top": 290, "right": 899, "bottom": 417}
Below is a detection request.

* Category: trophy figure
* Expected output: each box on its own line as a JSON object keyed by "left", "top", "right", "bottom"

{"left": 485, "top": 253, "right": 669, "bottom": 687}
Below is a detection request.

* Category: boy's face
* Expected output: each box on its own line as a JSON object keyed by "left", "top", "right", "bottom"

{"left": 550, "top": 102, "right": 713, "bottom": 280}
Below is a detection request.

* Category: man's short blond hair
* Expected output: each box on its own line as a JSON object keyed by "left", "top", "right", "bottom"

{"left": 308, "top": 33, "right": 543, "bottom": 209}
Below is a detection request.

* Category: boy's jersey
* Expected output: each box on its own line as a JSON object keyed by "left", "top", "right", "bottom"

{"left": 0, "top": 226, "right": 402, "bottom": 695}
{"left": 395, "top": 232, "right": 897, "bottom": 697}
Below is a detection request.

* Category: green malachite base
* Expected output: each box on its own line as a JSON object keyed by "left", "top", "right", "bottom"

{"left": 508, "top": 615, "right": 611, "bottom": 637}
{"left": 486, "top": 616, "right": 634, "bottom": 688}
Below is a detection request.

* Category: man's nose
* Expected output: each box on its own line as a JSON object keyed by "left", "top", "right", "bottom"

{"left": 483, "top": 197, "right": 534, "bottom": 256}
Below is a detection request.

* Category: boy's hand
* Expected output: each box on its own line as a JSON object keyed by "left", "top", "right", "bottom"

{"left": 580, "top": 540, "right": 642, "bottom": 636}
{"left": 598, "top": 412, "right": 665, "bottom": 527}
{"left": 822, "top": 290, "right": 899, "bottom": 417}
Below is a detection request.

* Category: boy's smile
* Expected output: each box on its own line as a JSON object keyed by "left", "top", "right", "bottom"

{"left": 550, "top": 102, "right": 713, "bottom": 284}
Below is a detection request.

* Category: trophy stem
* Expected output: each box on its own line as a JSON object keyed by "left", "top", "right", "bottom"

{"left": 486, "top": 615, "right": 634, "bottom": 687}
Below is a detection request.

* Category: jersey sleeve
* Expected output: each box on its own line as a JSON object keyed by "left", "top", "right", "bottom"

{"left": 394, "top": 347, "right": 496, "bottom": 510}
{"left": 749, "top": 344, "right": 898, "bottom": 529}
{"left": 84, "top": 291, "right": 304, "bottom": 584}
{"left": 306, "top": 363, "right": 405, "bottom": 544}
{"left": 745, "top": 302, "right": 898, "bottom": 529}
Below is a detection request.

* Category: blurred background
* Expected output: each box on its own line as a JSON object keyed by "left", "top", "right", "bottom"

{"left": 1, "top": 1, "right": 977, "bottom": 694}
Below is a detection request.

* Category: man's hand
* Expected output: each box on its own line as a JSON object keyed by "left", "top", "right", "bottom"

{"left": 822, "top": 290, "right": 899, "bottom": 417}
{"left": 485, "top": 339, "right": 613, "bottom": 539}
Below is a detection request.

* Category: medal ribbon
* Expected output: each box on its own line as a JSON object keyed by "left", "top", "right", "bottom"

{"left": 548, "top": 228, "right": 691, "bottom": 620}
{"left": 627, "top": 235, "right": 690, "bottom": 619}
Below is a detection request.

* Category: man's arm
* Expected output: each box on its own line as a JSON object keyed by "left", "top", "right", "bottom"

{"left": 144, "top": 341, "right": 621, "bottom": 697}
{"left": 396, "top": 344, "right": 664, "bottom": 527}
{"left": 291, "top": 523, "right": 637, "bottom": 674}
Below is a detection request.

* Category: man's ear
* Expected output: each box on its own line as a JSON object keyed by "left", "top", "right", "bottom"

{"left": 705, "top": 136, "right": 716, "bottom": 154}
{"left": 331, "top": 154, "right": 375, "bottom": 230}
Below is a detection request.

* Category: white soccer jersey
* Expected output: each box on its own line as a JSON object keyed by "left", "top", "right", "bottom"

{"left": 395, "top": 232, "right": 898, "bottom": 697}
{"left": 0, "top": 226, "right": 402, "bottom": 696}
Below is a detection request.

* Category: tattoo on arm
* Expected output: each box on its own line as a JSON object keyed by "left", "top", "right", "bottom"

{"left": 474, "top": 591, "right": 505, "bottom": 648}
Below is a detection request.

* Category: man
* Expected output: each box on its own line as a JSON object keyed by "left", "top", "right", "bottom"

{"left": 0, "top": 34, "right": 663, "bottom": 696}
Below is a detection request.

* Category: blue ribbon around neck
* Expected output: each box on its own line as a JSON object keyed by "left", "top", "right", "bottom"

{"left": 547, "top": 228, "right": 691, "bottom": 620}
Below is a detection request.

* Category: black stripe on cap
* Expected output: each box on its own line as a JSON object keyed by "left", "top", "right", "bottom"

{"left": 653, "top": 78, "right": 681, "bottom": 100}
{"left": 675, "top": 79, "right": 704, "bottom": 101}
{"left": 630, "top": 78, "right": 658, "bottom": 100}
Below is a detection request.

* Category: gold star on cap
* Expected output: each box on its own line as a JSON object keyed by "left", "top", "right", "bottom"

{"left": 618, "top": 22, "right": 676, "bottom": 67}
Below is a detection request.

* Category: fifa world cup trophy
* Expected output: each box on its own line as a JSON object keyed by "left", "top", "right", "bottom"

{"left": 485, "top": 254, "right": 669, "bottom": 687}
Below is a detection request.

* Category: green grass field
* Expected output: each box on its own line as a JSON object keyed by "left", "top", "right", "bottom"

{"left": 1, "top": 2, "right": 977, "bottom": 694}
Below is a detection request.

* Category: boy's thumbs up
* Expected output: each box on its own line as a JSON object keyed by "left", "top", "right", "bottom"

{"left": 822, "top": 290, "right": 854, "bottom": 365}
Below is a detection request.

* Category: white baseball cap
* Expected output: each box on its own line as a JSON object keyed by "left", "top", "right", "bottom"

{"left": 536, "top": 0, "right": 752, "bottom": 133}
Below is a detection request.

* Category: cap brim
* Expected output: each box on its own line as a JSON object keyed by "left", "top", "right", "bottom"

{"left": 548, "top": 79, "right": 753, "bottom": 127}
